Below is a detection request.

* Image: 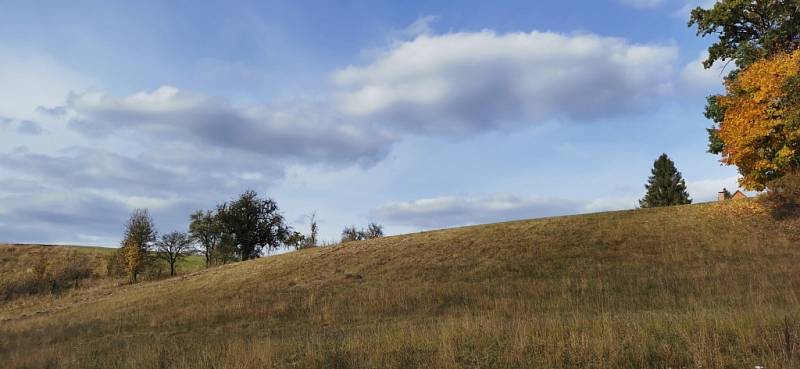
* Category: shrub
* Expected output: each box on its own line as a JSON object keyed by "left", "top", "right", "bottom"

{"left": 341, "top": 223, "right": 384, "bottom": 243}
{"left": 762, "top": 171, "right": 800, "bottom": 219}
{"left": 1, "top": 252, "right": 96, "bottom": 301}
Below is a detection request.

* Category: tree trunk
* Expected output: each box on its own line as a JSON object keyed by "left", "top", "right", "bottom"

{"left": 169, "top": 260, "right": 175, "bottom": 276}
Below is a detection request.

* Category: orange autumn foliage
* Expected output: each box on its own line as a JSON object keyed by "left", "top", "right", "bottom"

{"left": 718, "top": 50, "right": 800, "bottom": 190}
{"left": 121, "top": 239, "right": 143, "bottom": 283}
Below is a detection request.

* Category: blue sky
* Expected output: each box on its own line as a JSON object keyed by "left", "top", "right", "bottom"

{"left": 0, "top": 0, "right": 734, "bottom": 246}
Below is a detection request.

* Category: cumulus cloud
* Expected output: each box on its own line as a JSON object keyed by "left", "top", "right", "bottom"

{"left": 0, "top": 145, "right": 287, "bottom": 197}
{"left": 3, "top": 83, "right": 397, "bottom": 245}
{"left": 61, "top": 86, "right": 395, "bottom": 166}
{"left": 0, "top": 143, "right": 290, "bottom": 245}
{"left": 334, "top": 30, "right": 677, "bottom": 135}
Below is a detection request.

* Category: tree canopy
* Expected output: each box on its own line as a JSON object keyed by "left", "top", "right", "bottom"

{"left": 217, "top": 190, "right": 289, "bottom": 260}
{"left": 189, "top": 210, "right": 224, "bottom": 266}
{"left": 120, "top": 209, "right": 157, "bottom": 282}
{"left": 689, "top": 0, "right": 800, "bottom": 154}
{"left": 716, "top": 50, "right": 800, "bottom": 190}
{"left": 155, "top": 231, "right": 194, "bottom": 277}
{"left": 689, "top": 0, "right": 800, "bottom": 70}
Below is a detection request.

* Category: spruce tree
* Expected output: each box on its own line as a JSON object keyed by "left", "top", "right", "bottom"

{"left": 639, "top": 154, "right": 692, "bottom": 208}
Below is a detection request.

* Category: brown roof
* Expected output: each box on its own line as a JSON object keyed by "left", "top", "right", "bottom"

{"left": 731, "top": 190, "right": 747, "bottom": 199}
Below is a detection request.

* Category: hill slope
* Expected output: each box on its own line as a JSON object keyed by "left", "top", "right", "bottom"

{"left": 2, "top": 200, "right": 800, "bottom": 369}
{"left": 0, "top": 244, "right": 114, "bottom": 277}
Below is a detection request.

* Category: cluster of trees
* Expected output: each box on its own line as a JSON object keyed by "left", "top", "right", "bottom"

{"left": 341, "top": 223, "right": 384, "bottom": 242}
{"left": 640, "top": 1, "right": 800, "bottom": 209}
{"left": 115, "top": 190, "right": 383, "bottom": 283}
{"left": 189, "top": 190, "right": 290, "bottom": 264}
{"left": 114, "top": 208, "right": 192, "bottom": 282}
{"left": 690, "top": 0, "right": 800, "bottom": 193}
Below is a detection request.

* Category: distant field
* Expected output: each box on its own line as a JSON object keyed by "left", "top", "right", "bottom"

{"left": 0, "top": 244, "right": 115, "bottom": 277}
{"left": 2, "top": 200, "right": 800, "bottom": 368}
{"left": 0, "top": 243, "right": 205, "bottom": 278}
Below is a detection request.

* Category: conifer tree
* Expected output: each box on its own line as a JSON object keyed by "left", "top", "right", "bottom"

{"left": 639, "top": 154, "right": 692, "bottom": 208}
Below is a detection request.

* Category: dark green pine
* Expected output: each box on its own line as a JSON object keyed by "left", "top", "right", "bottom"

{"left": 639, "top": 153, "right": 692, "bottom": 208}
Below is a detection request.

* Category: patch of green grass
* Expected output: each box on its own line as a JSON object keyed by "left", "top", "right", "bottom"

{"left": 175, "top": 254, "right": 206, "bottom": 273}
{"left": 2, "top": 200, "right": 799, "bottom": 368}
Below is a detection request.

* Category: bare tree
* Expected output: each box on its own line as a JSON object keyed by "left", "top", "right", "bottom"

{"left": 341, "top": 225, "right": 361, "bottom": 243}
{"left": 155, "top": 231, "right": 194, "bottom": 276}
{"left": 364, "top": 223, "right": 383, "bottom": 239}
{"left": 305, "top": 212, "right": 319, "bottom": 248}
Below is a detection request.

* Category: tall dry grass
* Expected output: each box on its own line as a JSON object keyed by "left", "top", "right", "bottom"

{"left": 2, "top": 200, "right": 799, "bottom": 368}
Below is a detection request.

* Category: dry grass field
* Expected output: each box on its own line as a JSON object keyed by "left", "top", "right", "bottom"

{"left": 2, "top": 200, "right": 800, "bottom": 368}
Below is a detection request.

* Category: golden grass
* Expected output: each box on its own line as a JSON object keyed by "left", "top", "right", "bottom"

{"left": 0, "top": 243, "right": 114, "bottom": 276}
{"left": 2, "top": 200, "right": 800, "bottom": 368}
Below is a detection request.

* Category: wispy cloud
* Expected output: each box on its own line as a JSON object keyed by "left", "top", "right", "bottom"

{"left": 616, "top": 0, "right": 665, "bottom": 9}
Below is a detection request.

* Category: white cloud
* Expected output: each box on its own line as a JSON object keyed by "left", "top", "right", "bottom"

{"left": 617, "top": 0, "right": 664, "bottom": 9}
{"left": 0, "top": 47, "right": 90, "bottom": 120}
{"left": 370, "top": 177, "right": 752, "bottom": 231}
{"left": 370, "top": 194, "right": 637, "bottom": 230}
{"left": 405, "top": 15, "right": 439, "bottom": 38}
{"left": 334, "top": 30, "right": 677, "bottom": 135}
{"left": 681, "top": 50, "right": 730, "bottom": 93}
{"left": 687, "top": 175, "right": 745, "bottom": 202}
{"left": 63, "top": 86, "right": 395, "bottom": 166}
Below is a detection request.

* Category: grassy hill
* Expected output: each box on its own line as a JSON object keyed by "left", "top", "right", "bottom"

{"left": 0, "top": 243, "right": 115, "bottom": 277}
{"left": 2, "top": 200, "right": 800, "bottom": 368}
{"left": 0, "top": 243, "right": 205, "bottom": 279}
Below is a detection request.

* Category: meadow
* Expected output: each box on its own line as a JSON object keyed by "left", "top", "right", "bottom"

{"left": 1, "top": 200, "right": 799, "bottom": 368}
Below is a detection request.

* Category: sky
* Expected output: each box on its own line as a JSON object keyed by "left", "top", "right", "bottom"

{"left": 0, "top": 0, "right": 735, "bottom": 246}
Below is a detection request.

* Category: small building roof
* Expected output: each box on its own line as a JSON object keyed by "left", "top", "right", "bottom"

{"left": 731, "top": 190, "right": 748, "bottom": 199}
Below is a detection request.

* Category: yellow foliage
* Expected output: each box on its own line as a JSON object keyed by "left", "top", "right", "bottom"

{"left": 121, "top": 239, "right": 142, "bottom": 282}
{"left": 717, "top": 50, "right": 800, "bottom": 190}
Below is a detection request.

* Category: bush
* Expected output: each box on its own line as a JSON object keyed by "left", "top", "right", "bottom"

{"left": 54, "top": 253, "right": 94, "bottom": 289}
{"left": 341, "top": 223, "right": 384, "bottom": 243}
{"left": 1, "top": 252, "right": 96, "bottom": 301}
{"left": 106, "top": 250, "right": 126, "bottom": 277}
{"left": 0, "top": 274, "right": 48, "bottom": 301}
{"left": 762, "top": 171, "right": 800, "bottom": 218}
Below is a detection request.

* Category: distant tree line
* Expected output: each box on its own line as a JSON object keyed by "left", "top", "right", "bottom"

{"left": 114, "top": 190, "right": 384, "bottom": 283}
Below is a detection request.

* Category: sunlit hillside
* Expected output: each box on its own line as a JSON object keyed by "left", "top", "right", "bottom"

{"left": 2, "top": 200, "right": 799, "bottom": 369}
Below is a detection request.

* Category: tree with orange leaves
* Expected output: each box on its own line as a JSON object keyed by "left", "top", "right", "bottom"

{"left": 715, "top": 50, "right": 800, "bottom": 190}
